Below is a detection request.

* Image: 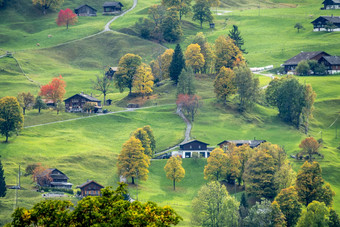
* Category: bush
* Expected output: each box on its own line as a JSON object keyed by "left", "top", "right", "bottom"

{"left": 296, "top": 60, "right": 310, "bottom": 76}
{"left": 39, "top": 186, "right": 74, "bottom": 194}
{"left": 25, "top": 163, "right": 39, "bottom": 176}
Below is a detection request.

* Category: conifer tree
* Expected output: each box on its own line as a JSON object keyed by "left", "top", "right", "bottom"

{"left": 169, "top": 44, "right": 185, "bottom": 84}
{"left": 228, "top": 25, "right": 247, "bottom": 53}
{"left": 0, "top": 157, "right": 6, "bottom": 198}
{"left": 164, "top": 156, "right": 185, "bottom": 190}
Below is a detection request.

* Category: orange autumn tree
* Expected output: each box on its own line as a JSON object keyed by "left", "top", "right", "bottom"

{"left": 39, "top": 75, "right": 66, "bottom": 104}
{"left": 56, "top": 8, "right": 78, "bottom": 29}
{"left": 32, "top": 163, "right": 52, "bottom": 187}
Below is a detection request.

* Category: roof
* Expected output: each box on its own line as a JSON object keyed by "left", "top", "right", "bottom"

{"left": 49, "top": 168, "right": 69, "bottom": 180}
{"left": 103, "top": 2, "right": 123, "bottom": 7}
{"left": 321, "top": 56, "right": 340, "bottom": 65}
{"left": 218, "top": 140, "right": 266, "bottom": 148}
{"left": 64, "top": 93, "right": 101, "bottom": 102}
{"left": 110, "top": 67, "right": 118, "bottom": 71}
{"left": 323, "top": 0, "right": 340, "bottom": 4}
{"left": 180, "top": 139, "right": 209, "bottom": 146}
{"left": 282, "top": 51, "right": 330, "bottom": 66}
{"left": 75, "top": 4, "right": 97, "bottom": 11}
{"left": 311, "top": 16, "right": 340, "bottom": 24}
{"left": 76, "top": 180, "right": 104, "bottom": 189}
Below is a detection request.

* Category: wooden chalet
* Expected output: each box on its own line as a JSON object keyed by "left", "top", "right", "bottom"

{"left": 217, "top": 140, "right": 266, "bottom": 149}
{"left": 74, "top": 4, "right": 97, "bottom": 16}
{"left": 319, "top": 56, "right": 340, "bottom": 74}
{"left": 311, "top": 16, "right": 340, "bottom": 31}
{"left": 103, "top": 2, "right": 123, "bottom": 15}
{"left": 176, "top": 140, "right": 212, "bottom": 158}
{"left": 282, "top": 51, "right": 330, "bottom": 73}
{"left": 322, "top": 0, "right": 340, "bottom": 9}
{"left": 48, "top": 168, "right": 73, "bottom": 189}
{"left": 77, "top": 180, "right": 104, "bottom": 197}
{"left": 64, "top": 92, "right": 102, "bottom": 113}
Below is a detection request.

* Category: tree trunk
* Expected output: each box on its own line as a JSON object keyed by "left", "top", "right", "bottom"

{"left": 57, "top": 109, "right": 59, "bottom": 115}
{"left": 173, "top": 179, "right": 176, "bottom": 191}
{"left": 5, "top": 134, "right": 8, "bottom": 143}
{"left": 132, "top": 177, "right": 135, "bottom": 184}
{"left": 67, "top": 22, "right": 69, "bottom": 30}
{"left": 200, "top": 21, "right": 203, "bottom": 29}
{"left": 23, "top": 107, "right": 26, "bottom": 115}
{"left": 103, "top": 93, "right": 106, "bottom": 106}
{"left": 38, "top": 107, "right": 41, "bottom": 113}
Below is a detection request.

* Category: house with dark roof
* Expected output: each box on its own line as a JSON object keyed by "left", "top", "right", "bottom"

{"left": 311, "top": 16, "right": 340, "bottom": 31}
{"left": 49, "top": 169, "right": 73, "bottom": 189}
{"left": 217, "top": 140, "right": 266, "bottom": 149}
{"left": 322, "top": 0, "right": 340, "bottom": 9}
{"left": 74, "top": 4, "right": 97, "bottom": 16}
{"left": 77, "top": 180, "right": 104, "bottom": 197}
{"left": 103, "top": 2, "right": 123, "bottom": 15}
{"left": 64, "top": 92, "right": 102, "bottom": 113}
{"left": 319, "top": 56, "right": 340, "bottom": 74}
{"left": 173, "top": 140, "right": 213, "bottom": 158}
{"left": 282, "top": 51, "right": 330, "bottom": 73}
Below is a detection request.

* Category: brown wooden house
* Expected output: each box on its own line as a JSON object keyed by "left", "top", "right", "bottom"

{"left": 103, "top": 2, "right": 123, "bottom": 15}
{"left": 311, "top": 16, "right": 340, "bottom": 31}
{"left": 74, "top": 4, "right": 97, "bottom": 16}
{"left": 282, "top": 51, "right": 330, "bottom": 73}
{"left": 322, "top": 0, "right": 340, "bottom": 9}
{"left": 77, "top": 180, "right": 104, "bottom": 197}
{"left": 217, "top": 140, "right": 266, "bottom": 149}
{"left": 64, "top": 92, "right": 102, "bottom": 113}
{"left": 319, "top": 56, "right": 340, "bottom": 74}
{"left": 37, "top": 168, "right": 73, "bottom": 189}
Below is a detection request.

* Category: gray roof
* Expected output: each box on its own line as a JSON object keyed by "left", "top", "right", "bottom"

{"left": 312, "top": 16, "right": 340, "bottom": 24}
{"left": 218, "top": 140, "right": 266, "bottom": 148}
{"left": 323, "top": 0, "right": 340, "bottom": 4}
{"left": 75, "top": 4, "right": 97, "bottom": 11}
{"left": 103, "top": 2, "right": 123, "bottom": 7}
{"left": 49, "top": 168, "right": 69, "bottom": 180}
{"left": 64, "top": 93, "right": 101, "bottom": 102}
{"left": 282, "top": 51, "right": 329, "bottom": 66}
{"left": 322, "top": 56, "right": 340, "bottom": 65}
{"left": 77, "top": 180, "right": 104, "bottom": 189}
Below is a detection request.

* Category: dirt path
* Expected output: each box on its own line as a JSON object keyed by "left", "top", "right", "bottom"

{"left": 254, "top": 71, "right": 275, "bottom": 89}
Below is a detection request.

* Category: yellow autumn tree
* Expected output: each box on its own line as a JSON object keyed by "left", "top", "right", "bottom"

{"left": 185, "top": 44, "right": 205, "bottom": 74}
{"left": 204, "top": 148, "right": 228, "bottom": 181}
{"left": 117, "top": 137, "right": 150, "bottom": 184}
{"left": 133, "top": 63, "right": 154, "bottom": 99}
{"left": 213, "top": 66, "right": 237, "bottom": 103}
{"left": 164, "top": 156, "right": 185, "bottom": 190}
{"left": 133, "top": 127, "right": 153, "bottom": 157}
{"left": 160, "top": 49, "right": 174, "bottom": 79}
{"left": 32, "top": 0, "right": 63, "bottom": 14}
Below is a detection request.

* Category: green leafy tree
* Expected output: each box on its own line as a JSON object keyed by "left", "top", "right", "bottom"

{"left": 234, "top": 64, "right": 260, "bottom": 111}
{"left": 243, "top": 198, "right": 275, "bottom": 227}
{"left": 162, "top": 0, "right": 192, "bottom": 21}
{"left": 192, "top": 0, "right": 213, "bottom": 29}
{"left": 115, "top": 54, "right": 142, "bottom": 94}
{"left": 55, "top": 100, "right": 64, "bottom": 115}
{"left": 33, "top": 96, "right": 47, "bottom": 113}
{"left": 275, "top": 186, "right": 302, "bottom": 227}
{"left": 325, "top": 21, "right": 337, "bottom": 32}
{"left": 162, "top": 7, "right": 182, "bottom": 42}
{"left": 134, "top": 128, "right": 153, "bottom": 157}
{"left": 117, "top": 137, "right": 150, "bottom": 184}
{"left": 177, "top": 67, "right": 196, "bottom": 96}
{"left": 0, "top": 96, "right": 24, "bottom": 142}
{"left": 294, "top": 23, "right": 304, "bottom": 33}
{"left": 17, "top": 92, "right": 35, "bottom": 115}
{"left": 164, "top": 156, "right": 185, "bottom": 190}
{"left": 192, "top": 32, "right": 214, "bottom": 73}
{"left": 274, "top": 161, "right": 296, "bottom": 193}
{"left": 296, "top": 201, "right": 330, "bottom": 227}
{"left": 265, "top": 77, "right": 285, "bottom": 106}
{"left": 204, "top": 148, "right": 228, "bottom": 181}
{"left": 0, "top": 157, "right": 6, "bottom": 198}
{"left": 272, "top": 201, "right": 287, "bottom": 227}
{"left": 300, "top": 84, "right": 316, "bottom": 134}
{"left": 142, "top": 125, "right": 156, "bottom": 153}
{"left": 228, "top": 25, "right": 247, "bottom": 53}
{"left": 214, "top": 66, "right": 237, "bottom": 103}
{"left": 295, "top": 161, "right": 335, "bottom": 207}
{"left": 170, "top": 44, "right": 185, "bottom": 84}
{"left": 296, "top": 60, "right": 310, "bottom": 76}
{"left": 191, "top": 181, "right": 239, "bottom": 227}
{"left": 91, "top": 74, "right": 112, "bottom": 105}
{"left": 32, "top": 0, "right": 64, "bottom": 14}
{"left": 329, "top": 208, "right": 340, "bottom": 227}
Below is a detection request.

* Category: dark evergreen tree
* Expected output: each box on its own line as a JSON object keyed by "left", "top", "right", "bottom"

{"left": 240, "top": 193, "right": 248, "bottom": 208}
{"left": 329, "top": 208, "right": 340, "bottom": 227}
{"left": 170, "top": 44, "right": 185, "bottom": 84}
{"left": 228, "top": 25, "right": 247, "bottom": 54}
{"left": 0, "top": 157, "right": 6, "bottom": 198}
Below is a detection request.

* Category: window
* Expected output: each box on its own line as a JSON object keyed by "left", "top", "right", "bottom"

{"left": 198, "top": 145, "right": 201, "bottom": 149}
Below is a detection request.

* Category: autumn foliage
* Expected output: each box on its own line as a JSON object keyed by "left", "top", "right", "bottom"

{"left": 32, "top": 163, "right": 52, "bottom": 187}
{"left": 176, "top": 94, "right": 200, "bottom": 121}
{"left": 39, "top": 75, "right": 66, "bottom": 104}
{"left": 56, "top": 8, "right": 78, "bottom": 29}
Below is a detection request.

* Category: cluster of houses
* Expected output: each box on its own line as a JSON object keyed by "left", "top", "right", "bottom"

{"left": 282, "top": 51, "right": 340, "bottom": 74}
{"left": 74, "top": 2, "right": 123, "bottom": 16}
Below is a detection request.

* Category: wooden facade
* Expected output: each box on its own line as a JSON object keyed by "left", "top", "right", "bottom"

{"left": 322, "top": 0, "right": 340, "bottom": 9}
{"left": 39, "top": 168, "right": 73, "bottom": 189}
{"left": 311, "top": 16, "right": 340, "bottom": 31}
{"left": 180, "top": 140, "right": 208, "bottom": 151}
{"left": 103, "top": 2, "right": 123, "bottom": 14}
{"left": 177, "top": 140, "right": 211, "bottom": 158}
{"left": 282, "top": 51, "right": 330, "bottom": 73}
{"left": 74, "top": 4, "right": 97, "bottom": 16}
{"left": 319, "top": 56, "right": 340, "bottom": 74}
{"left": 77, "top": 180, "right": 104, "bottom": 197}
{"left": 64, "top": 93, "right": 102, "bottom": 113}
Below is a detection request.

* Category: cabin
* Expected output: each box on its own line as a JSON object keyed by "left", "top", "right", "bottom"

{"left": 322, "top": 0, "right": 340, "bottom": 9}
{"left": 74, "top": 4, "right": 97, "bottom": 16}
{"left": 282, "top": 51, "right": 330, "bottom": 73}
{"left": 77, "top": 180, "right": 104, "bottom": 197}
{"left": 173, "top": 140, "right": 212, "bottom": 158}
{"left": 311, "top": 16, "right": 340, "bottom": 31}
{"left": 106, "top": 99, "right": 113, "bottom": 105}
{"left": 319, "top": 56, "right": 340, "bottom": 74}
{"left": 37, "top": 168, "right": 73, "bottom": 189}
{"left": 64, "top": 92, "right": 102, "bottom": 113}
{"left": 103, "top": 2, "right": 123, "bottom": 15}
{"left": 217, "top": 140, "right": 266, "bottom": 149}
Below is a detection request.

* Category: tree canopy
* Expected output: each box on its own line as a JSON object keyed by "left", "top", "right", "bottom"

{"left": 17, "top": 92, "right": 35, "bottom": 115}
{"left": 214, "top": 66, "right": 236, "bottom": 103}
{"left": 164, "top": 156, "right": 185, "bottom": 190}
{"left": 184, "top": 44, "right": 205, "bottom": 73}
{"left": 192, "top": 0, "right": 213, "bottom": 29}
{"left": 56, "top": 8, "right": 78, "bottom": 29}
{"left": 39, "top": 75, "right": 66, "bottom": 104}
{"left": 170, "top": 44, "right": 185, "bottom": 84}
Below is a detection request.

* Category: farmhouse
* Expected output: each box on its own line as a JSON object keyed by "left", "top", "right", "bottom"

{"left": 74, "top": 4, "right": 97, "bottom": 16}
{"left": 37, "top": 168, "right": 73, "bottom": 189}
{"left": 64, "top": 92, "right": 102, "bottom": 113}
{"left": 282, "top": 51, "right": 330, "bottom": 73}
{"left": 319, "top": 56, "right": 340, "bottom": 74}
{"left": 311, "top": 16, "right": 340, "bottom": 31}
{"left": 322, "top": 0, "right": 340, "bottom": 9}
{"left": 103, "top": 2, "right": 123, "bottom": 15}
{"left": 173, "top": 140, "right": 213, "bottom": 158}
{"left": 77, "top": 180, "right": 104, "bottom": 197}
{"left": 217, "top": 140, "right": 266, "bottom": 149}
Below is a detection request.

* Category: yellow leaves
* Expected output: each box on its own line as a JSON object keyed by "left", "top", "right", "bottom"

{"left": 164, "top": 156, "right": 185, "bottom": 185}
{"left": 133, "top": 63, "right": 154, "bottom": 98}
{"left": 215, "top": 35, "right": 244, "bottom": 71}
{"left": 213, "top": 66, "right": 237, "bottom": 102}
{"left": 185, "top": 43, "right": 205, "bottom": 73}
{"left": 160, "top": 49, "right": 174, "bottom": 79}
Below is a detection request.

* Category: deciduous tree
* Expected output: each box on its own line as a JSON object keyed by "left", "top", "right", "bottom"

{"left": 176, "top": 94, "right": 200, "bottom": 121}
{"left": 91, "top": 74, "right": 112, "bottom": 106}
{"left": 215, "top": 36, "right": 244, "bottom": 72}
{"left": 299, "top": 137, "right": 321, "bottom": 162}
{"left": 272, "top": 201, "right": 287, "bottom": 227}
{"left": 0, "top": 96, "right": 24, "bottom": 142}
{"left": 300, "top": 84, "right": 316, "bottom": 134}
{"left": 33, "top": 96, "right": 47, "bottom": 113}
{"left": 275, "top": 186, "right": 302, "bottom": 227}
{"left": 184, "top": 44, "right": 205, "bottom": 73}
{"left": 39, "top": 75, "right": 66, "bottom": 104}
{"left": 192, "top": 32, "right": 214, "bottom": 73}
{"left": 134, "top": 128, "right": 153, "bottom": 157}
{"left": 204, "top": 148, "right": 228, "bottom": 181}
{"left": 56, "top": 8, "right": 78, "bottom": 29}
{"left": 117, "top": 137, "right": 150, "bottom": 184}
{"left": 17, "top": 92, "right": 35, "bottom": 115}
{"left": 133, "top": 64, "right": 154, "bottom": 99}
{"left": 142, "top": 125, "right": 156, "bottom": 153}
{"left": 170, "top": 44, "right": 185, "bottom": 84}
{"left": 0, "top": 157, "right": 6, "bottom": 198}
{"left": 83, "top": 102, "right": 96, "bottom": 114}
{"left": 32, "top": 0, "right": 64, "bottom": 14}
{"left": 296, "top": 60, "right": 310, "bottom": 76}
{"left": 160, "top": 49, "right": 174, "bottom": 80}
{"left": 234, "top": 144, "right": 252, "bottom": 186}
{"left": 296, "top": 201, "right": 329, "bottom": 227}
{"left": 274, "top": 161, "right": 296, "bottom": 193}
{"left": 164, "top": 156, "right": 185, "bottom": 190}
{"left": 192, "top": 0, "right": 213, "bottom": 29}
{"left": 177, "top": 67, "right": 196, "bottom": 96}
{"left": 214, "top": 67, "right": 236, "bottom": 103}
{"left": 115, "top": 54, "right": 142, "bottom": 94}
{"left": 32, "top": 163, "right": 52, "bottom": 187}
{"left": 191, "top": 181, "right": 239, "bottom": 227}
{"left": 294, "top": 23, "right": 304, "bottom": 33}
{"left": 162, "top": 7, "right": 182, "bottom": 42}
{"left": 55, "top": 100, "right": 64, "bottom": 114}
{"left": 228, "top": 25, "right": 247, "bottom": 53}
{"left": 329, "top": 208, "right": 340, "bottom": 227}
{"left": 243, "top": 198, "right": 275, "bottom": 227}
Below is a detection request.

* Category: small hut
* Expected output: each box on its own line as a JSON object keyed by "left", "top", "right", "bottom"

{"left": 74, "top": 4, "right": 97, "bottom": 16}
{"left": 103, "top": 2, "right": 123, "bottom": 15}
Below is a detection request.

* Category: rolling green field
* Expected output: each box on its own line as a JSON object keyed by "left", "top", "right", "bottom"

{"left": 0, "top": 0, "right": 340, "bottom": 225}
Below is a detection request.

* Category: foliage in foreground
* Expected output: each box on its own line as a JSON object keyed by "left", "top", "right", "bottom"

{"left": 9, "top": 184, "right": 182, "bottom": 226}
